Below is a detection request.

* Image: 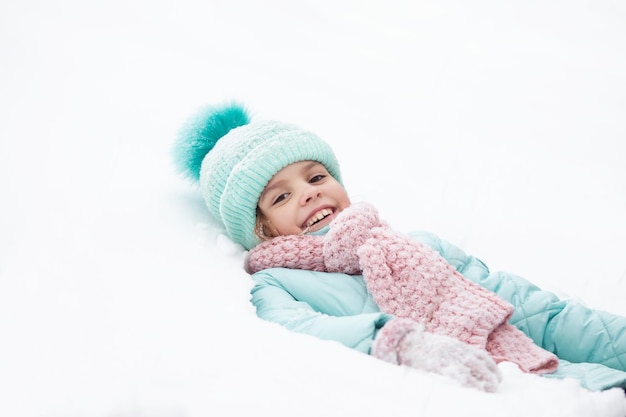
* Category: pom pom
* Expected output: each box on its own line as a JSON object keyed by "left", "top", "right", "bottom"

{"left": 172, "top": 101, "right": 250, "bottom": 182}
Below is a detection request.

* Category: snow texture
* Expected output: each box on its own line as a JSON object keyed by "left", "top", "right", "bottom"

{"left": 1, "top": 1, "right": 626, "bottom": 416}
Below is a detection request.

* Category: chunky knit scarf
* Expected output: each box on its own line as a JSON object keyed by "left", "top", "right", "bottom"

{"left": 245, "top": 202, "right": 558, "bottom": 374}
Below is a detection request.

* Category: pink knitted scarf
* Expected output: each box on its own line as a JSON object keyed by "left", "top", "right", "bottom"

{"left": 245, "top": 202, "right": 558, "bottom": 374}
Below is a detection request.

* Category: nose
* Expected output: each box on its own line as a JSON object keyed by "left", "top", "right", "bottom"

{"left": 300, "top": 184, "right": 322, "bottom": 205}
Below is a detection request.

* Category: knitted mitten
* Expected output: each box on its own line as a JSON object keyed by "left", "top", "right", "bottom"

{"left": 323, "top": 202, "right": 384, "bottom": 275}
{"left": 357, "top": 226, "right": 513, "bottom": 347}
{"left": 372, "top": 318, "right": 502, "bottom": 392}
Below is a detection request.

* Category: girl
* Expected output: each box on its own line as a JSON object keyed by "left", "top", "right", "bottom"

{"left": 172, "top": 102, "right": 626, "bottom": 393}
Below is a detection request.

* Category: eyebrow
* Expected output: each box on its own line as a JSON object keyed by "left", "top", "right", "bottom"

{"left": 260, "top": 179, "right": 286, "bottom": 206}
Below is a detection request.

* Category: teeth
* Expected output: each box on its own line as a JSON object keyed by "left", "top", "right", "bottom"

{"left": 307, "top": 208, "right": 332, "bottom": 227}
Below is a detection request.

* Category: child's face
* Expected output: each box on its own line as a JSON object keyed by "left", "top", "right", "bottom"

{"left": 257, "top": 160, "right": 351, "bottom": 237}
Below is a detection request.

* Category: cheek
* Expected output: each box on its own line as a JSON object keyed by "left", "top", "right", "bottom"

{"left": 331, "top": 184, "right": 351, "bottom": 206}
{"left": 265, "top": 207, "right": 299, "bottom": 235}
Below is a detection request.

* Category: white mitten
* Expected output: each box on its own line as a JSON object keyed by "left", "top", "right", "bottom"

{"left": 372, "top": 319, "right": 502, "bottom": 392}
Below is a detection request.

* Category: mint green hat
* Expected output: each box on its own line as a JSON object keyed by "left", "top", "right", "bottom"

{"left": 172, "top": 102, "right": 343, "bottom": 250}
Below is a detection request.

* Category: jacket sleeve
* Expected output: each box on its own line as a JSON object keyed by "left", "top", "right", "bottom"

{"left": 250, "top": 268, "right": 393, "bottom": 354}
{"left": 410, "top": 230, "right": 626, "bottom": 374}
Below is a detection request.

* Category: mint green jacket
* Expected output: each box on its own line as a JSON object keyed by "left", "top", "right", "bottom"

{"left": 250, "top": 230, "right": 626, "bottom": 391}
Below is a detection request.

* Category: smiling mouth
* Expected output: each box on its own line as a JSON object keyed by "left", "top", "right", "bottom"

{"left": 304, "top": 208, "right": 334, "bottom": 228}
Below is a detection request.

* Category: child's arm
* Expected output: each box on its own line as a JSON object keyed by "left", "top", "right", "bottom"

{"left": 250, "top": 268, "right": 392, "bottom": 354}
{"left": 250, "top": 267, "right": 502, "bottom": 392}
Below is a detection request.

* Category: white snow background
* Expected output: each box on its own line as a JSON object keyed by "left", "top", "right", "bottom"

{"left": 1, "top": 0, "right": 626, "bottom": 416}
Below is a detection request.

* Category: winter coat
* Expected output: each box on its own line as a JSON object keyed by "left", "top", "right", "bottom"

{"left": 249, "top": 230, "right": 626, "bottom": 391}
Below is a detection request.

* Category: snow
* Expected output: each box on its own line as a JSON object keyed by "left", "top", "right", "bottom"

{"left": 1, "top": 0, "right": 626, "bottom": 416}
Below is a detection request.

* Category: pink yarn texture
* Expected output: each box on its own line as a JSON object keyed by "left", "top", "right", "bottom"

{"left": 245, "top": 202, "right": 558, "bottom": 374}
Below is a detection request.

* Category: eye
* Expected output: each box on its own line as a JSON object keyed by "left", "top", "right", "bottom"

{"left": 309, "top": 174, "right": 326, "bottom": 183}
{"left": 272, "top": 192, "right": 289, "bottom": 205}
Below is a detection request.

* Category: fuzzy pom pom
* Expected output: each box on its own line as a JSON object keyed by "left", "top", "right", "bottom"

{"left": 172, "top": 101, "right": 250, "bottom": 182}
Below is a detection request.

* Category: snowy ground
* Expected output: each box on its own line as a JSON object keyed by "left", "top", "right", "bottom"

{"left": 1, "top": 1, "right": 626, "bottom": 416}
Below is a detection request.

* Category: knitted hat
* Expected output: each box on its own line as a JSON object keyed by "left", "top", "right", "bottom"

{"left": 172, "top": 102, "right": 343, "bottom": 250}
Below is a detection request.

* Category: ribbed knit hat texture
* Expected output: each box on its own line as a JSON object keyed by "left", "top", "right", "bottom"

{"left": 172, "top": 102, "right": 343, "bottom": 250}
